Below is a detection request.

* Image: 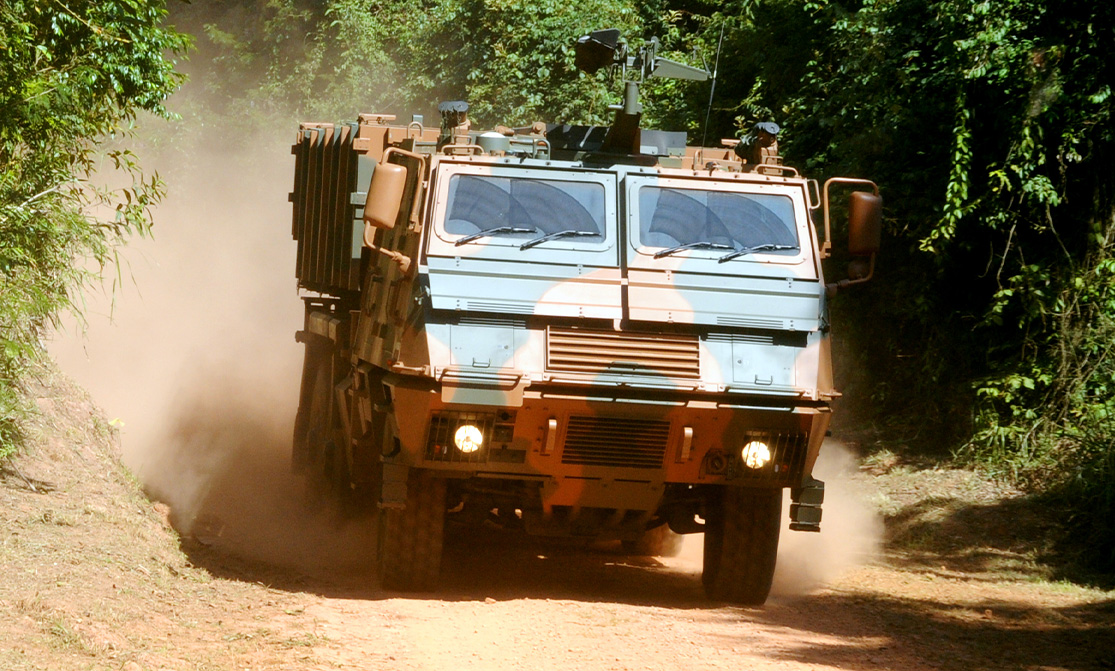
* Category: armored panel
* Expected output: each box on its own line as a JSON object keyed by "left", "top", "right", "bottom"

{"left": 291, "top": 123, "right": 362, "bottom": 294}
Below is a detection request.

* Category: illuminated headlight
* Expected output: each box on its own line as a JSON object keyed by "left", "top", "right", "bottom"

{"left": 454, "top": 424, "right": 483, "bottom": 453}
{"left": 740, "top": 440, "right": 771, "bottom": 469}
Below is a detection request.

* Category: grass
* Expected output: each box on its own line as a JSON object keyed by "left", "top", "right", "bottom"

{"left": 279, "top": 633, "right": 328, "bottom": 648}
{"left": 0, "top": 376, "right": 27, "bottom": 462}
{"left": 0, "top": 358, "right": 319, "bottom": 668}
{"left": 46, "top": 616, "right": 92, "bottom": 655}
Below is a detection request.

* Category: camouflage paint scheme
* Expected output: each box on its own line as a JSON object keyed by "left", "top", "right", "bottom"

{"left": 290, "top": 113, "right": 846, "bottom": 541}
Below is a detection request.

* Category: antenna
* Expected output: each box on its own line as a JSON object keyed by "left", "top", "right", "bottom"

{"left": 700, "top": 22, "right": 727, "bottom": 151}
{"left": 574, "top": 29, "right": 709, "bottom": 154}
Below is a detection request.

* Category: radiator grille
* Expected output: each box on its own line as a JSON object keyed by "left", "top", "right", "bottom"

{"left": 547, "top": 328, "right": 700, "bottom": 378}
{"left": 560, "top": 416, "right": 670, "bottom": 469}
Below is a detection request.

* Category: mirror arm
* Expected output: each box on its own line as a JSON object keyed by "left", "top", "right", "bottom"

{"left": 825, "top": 253, "right": 876, "bottom": 297}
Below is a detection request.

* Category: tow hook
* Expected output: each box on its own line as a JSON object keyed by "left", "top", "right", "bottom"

{"left": 789, "top": 476, "right": 824, "bottom": 532}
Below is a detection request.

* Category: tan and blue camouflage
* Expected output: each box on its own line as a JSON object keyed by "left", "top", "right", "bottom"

{"left": 290, "top": 110, "right": 876, "bottom": 538}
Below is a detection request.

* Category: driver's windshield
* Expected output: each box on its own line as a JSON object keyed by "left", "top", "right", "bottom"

{"left": 445, "top": 175, "right": 606, "bottom": 242}
{"left": 637, "top": 187, "right": 798, "bottom": 253}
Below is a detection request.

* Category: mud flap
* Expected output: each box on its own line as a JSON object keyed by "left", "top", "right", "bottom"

{"left": 789, "top": 476, "right": 824, "bottom": 532}
{"left": 380, "top": 462, "right": 408, "bottom": 510}
{"left": 292, "top": 335, "right": 332, "bottom": 474}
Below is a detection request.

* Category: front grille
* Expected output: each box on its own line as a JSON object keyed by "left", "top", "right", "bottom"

{"left": 560, "top": 416, "right": 670, "bottom": 469}
{"left": 547, "top": 327, "right": 700, "bottom": 378}
{"left": 735, "top": 431, "right": 809, "bottom": 485}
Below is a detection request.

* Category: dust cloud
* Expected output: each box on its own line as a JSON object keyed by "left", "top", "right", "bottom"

{"left": 48, "top": 123, "right": 376, "bottom": 573}
{"left": 667, "top": 441, "right": 883, "bottom": 596}
{"left": 769, "top": 440, "right": 884, "bottom": 596}
{"left": 156, "top": 364, "right": 377, "bottom": 573}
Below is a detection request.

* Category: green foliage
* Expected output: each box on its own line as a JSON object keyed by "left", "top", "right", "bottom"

{"left": 967, "top": 225, "right": 1115, "bottom": 569}
{"left": 171, "top": 0, "right": 641, "bottom": 132}
{"left": 728, "top": 0, "right": 1114, "bottom": 569}
{"left": 0, "top": 1, "right": 188, "bottom": 454}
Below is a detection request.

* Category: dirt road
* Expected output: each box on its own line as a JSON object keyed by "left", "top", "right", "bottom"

{"left": 174, "top": 523, "right": 1110, "bottom": 671}
{"left": 2, "top": 367, "right": 1113, "bottom": 671}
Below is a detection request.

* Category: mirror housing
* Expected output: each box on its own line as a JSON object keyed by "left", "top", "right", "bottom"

{"left": 848, "top": 191, "right": 882, "bottom": 256}
{"left": 822, "top": 178, "right": 882, "bottom": 295}
{"left": 362, "top": 161, "right": 407, "bottom": 233}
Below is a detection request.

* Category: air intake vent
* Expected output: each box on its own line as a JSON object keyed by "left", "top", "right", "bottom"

{"left": 560, "top": 416, "right": 670, "bottom": 469}
{"left": 547, "top": 328, "right": 700, "bottom": 378}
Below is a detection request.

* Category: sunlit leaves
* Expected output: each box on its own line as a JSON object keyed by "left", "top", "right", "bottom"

{"left": 0, "top": 0, "right": 187, "bottom": 453}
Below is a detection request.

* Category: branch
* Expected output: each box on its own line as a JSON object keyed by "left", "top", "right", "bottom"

{"left": 52, "top": 0, "right": 130, "bottom": 44}
{"left": 16, "top": 183, "right": 69, "bottom": 210}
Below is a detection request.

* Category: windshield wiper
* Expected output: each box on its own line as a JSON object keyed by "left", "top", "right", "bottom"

{"left": 717, "top": 243, "right": 799, "bottom": 263}
{"left": 454, "top": 226, "right": 535, "bottom": 246}
{"left": 653, "top": 241, "right": 734, "bottom": 259}
{"left": 520, "top": 229, "right": 602, "bottom": 250}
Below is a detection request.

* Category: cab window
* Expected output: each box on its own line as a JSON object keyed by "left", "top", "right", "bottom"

{"left": 638, "top": 187, "right": 797, "bottom": 250}
{"left": 446, "top": 175, "right": 606, "bottom": 239}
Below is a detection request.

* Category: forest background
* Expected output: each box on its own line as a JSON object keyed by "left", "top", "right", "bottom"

{"left": 1, "top": 0, "right": 1112, "bottom": 574}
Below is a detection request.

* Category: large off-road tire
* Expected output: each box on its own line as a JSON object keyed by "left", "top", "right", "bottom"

{"left": 702, "top": 487, "right": 782, "bottom": 605}
{"left": 623, "top": 524, "right": 685, "bottom": 557}
{"left": 377, "top": 468, "right": 447, "bottom": 592}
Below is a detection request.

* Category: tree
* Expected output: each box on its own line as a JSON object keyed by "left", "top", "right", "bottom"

{"left": 169, "top": 0, "right": 644, "bottom": 130}
{"left": 0, "top": 0, "right": 189, "bottom": 453}
{"left": 711, "top": 0, "right": 1114, "bottom": 568}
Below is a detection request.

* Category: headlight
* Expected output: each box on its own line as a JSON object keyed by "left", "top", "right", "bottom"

{"left": 740, "top": 440, "right": 771, "bottom": 469}
{"left": 454, "top": 424, "right": 483, "bottom": 453}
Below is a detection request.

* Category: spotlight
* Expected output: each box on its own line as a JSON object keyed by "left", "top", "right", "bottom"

{"left": 574, "top": 28, "right": 621, "bottom": 74}
{"left": 740, "top": 441, "right": 771, "bottom": 469}
{"left": 454, "top": 424, "right": 483, "bottom": 453}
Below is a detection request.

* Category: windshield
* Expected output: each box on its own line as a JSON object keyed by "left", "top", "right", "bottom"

{"left": 445, "top": 175, "right": 606, "bottom": 242}
{"left": 637, "top": 187, "right": 798, "bottom": 253}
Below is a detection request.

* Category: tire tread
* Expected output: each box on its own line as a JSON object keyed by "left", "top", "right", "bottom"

{"left": 377, "top": 469, "right": 446, "bottom": 591}
{"left": 702, "top": 488, "right": 781, "bottom": 605}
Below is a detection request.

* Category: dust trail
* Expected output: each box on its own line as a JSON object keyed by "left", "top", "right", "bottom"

{"left": 769, "top": 440, "right": 883, "bottom": 596}
{"left": 667, "top": 441, "right": 883, "bottom": 595}
{"left": 46, "top": 122, "right": 379, "bottom": 573}
{"left": 154, "top": 362, "right": 377, "bottom": 573}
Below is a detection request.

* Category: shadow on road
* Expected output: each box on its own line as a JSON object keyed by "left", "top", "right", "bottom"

{"left": 181, "top": 517, "right": 1115, "bottom": 671}
{"left": 744, "top": 590, "right": 1115, "bottom": 671}
{"left": 181, "top": 520, "right": 710, "bottom": 608}
{"left": 176, "top": 490, "right": 1115, "bottom": 671}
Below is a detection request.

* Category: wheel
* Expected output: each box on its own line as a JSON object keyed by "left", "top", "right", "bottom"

{"left": 623, "top": 523, "right": 684, "bottom": 557}
{"left": 702, "top": 487, "right": 782, "bottom": 605}
{"left": 377, "top": 468, "right": 447, "bottom": 591}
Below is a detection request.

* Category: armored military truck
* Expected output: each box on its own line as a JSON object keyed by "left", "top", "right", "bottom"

{"left": 288, "top": 30, "right": 882, "bottom": 604}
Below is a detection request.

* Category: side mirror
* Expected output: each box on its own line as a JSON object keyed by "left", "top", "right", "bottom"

{"left": 362, "top": 161, "right": 407, "bottom": 235}
{"left": 848, "top": 191, "right": 882, "bottom": 256}
{"left": 822, "top": 178, "right": 882, "bottom": 295}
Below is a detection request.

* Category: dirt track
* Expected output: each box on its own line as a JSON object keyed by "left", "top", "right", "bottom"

{"left": 177, "top": 440, "right": 1113, "bottom": 671}
{"left": 4, "top": 365, "right": 1113, "bottom": 671}
{"left": 176, "top": 522, "right": 1113, "bottom": 671}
